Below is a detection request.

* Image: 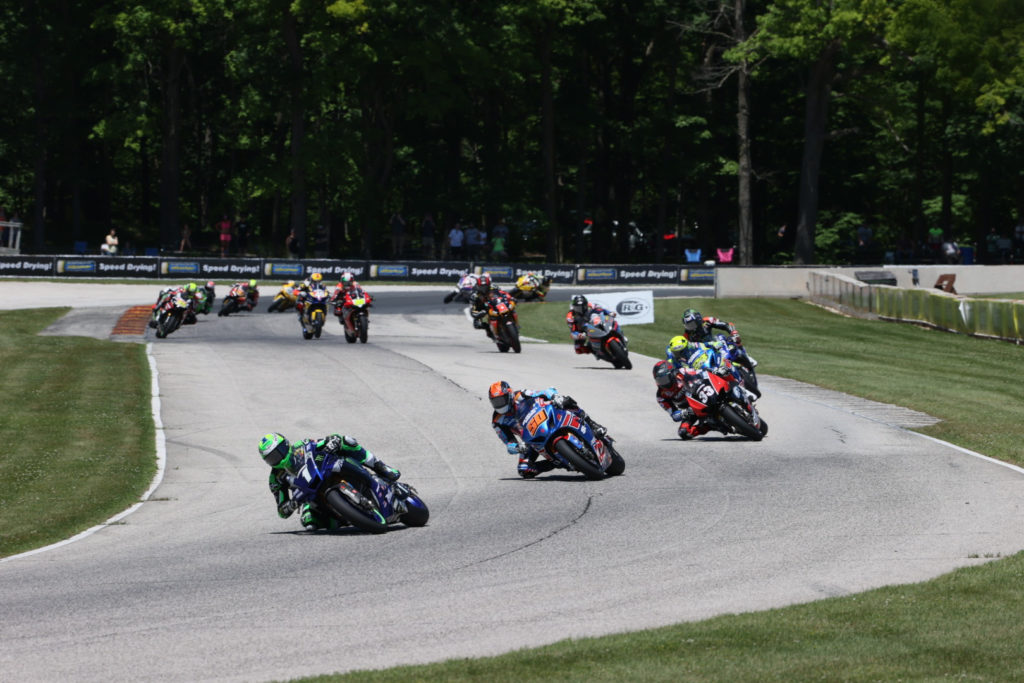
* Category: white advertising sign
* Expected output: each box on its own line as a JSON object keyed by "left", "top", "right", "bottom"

{"left": 583, "top": 290, "right": 655, "bottom": 325}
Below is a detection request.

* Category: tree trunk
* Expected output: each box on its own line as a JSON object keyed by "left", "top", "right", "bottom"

{"left": 283, "top": 9, "right": 306, "bottom": 257}
{"left": 794, "top": 44, "right": 837, "bottom": 265}
{"left": 540, "top": 27, "right": 558, "bottom": 262}
{"left": 158, "top": 43, "right": 184, "bottom": 252}
{"left": 734, "top": 0, "right": 753, "bottom": 265}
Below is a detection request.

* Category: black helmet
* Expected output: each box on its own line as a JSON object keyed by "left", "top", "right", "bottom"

{"left": 653, "top": 360, "right": 676, "bottom": 388}
{"left": 571, "top": 294, "right": 588, "bottom": 316}
{"left": 682, "top": 308, "right": 703, "bottom": 333}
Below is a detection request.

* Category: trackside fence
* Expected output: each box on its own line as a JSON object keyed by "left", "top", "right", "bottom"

{"left": 808, "top": 271, "right": 1024, "bottom": 343}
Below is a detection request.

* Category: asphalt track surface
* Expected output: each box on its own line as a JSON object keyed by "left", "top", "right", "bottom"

{"left": 2, "top": 282, "right": 1024, "bottom": 682}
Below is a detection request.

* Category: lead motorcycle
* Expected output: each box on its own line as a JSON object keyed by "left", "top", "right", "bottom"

{"left": 334, "top": 286, "right": 372, "bottom": 343}
{"left": 287, "top": 440, "right": 429, "bottom": 533}
{"left": 486, "top": 290, "right": 521, "bottom": 353}
{"left": 516, "top": 396, "right": 625, "bottom": 480}
{"left": 585, "top": 310, "right": 631, "bottom": 369}
{"left": 154, "top": 290, "right": 190, "bottom": 339}
{"left": 298, "top": 286, "right": 330, "bottom": 340}
{"left": 684, "top": 360, "right": 767, "bottom": 441}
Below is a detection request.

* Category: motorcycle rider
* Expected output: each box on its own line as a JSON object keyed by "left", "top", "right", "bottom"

{"left": 488, "top": 381, "right": 608, "bottom": 478}
{"left": 294, "top": 272, "right": 324, "bottom": 319}
{"left": 665, "top": 334, "right": 729, "bottom": 373}
{"left": 512, "top": 271, "right": 552, "bottom": 301}
{"left": 258, "top": 431, "right": 401, "bottom": 531}
{"left": 469, "top": 273, "right": 511, "bottom": 339}
{"left": 681, "top": 308, "right": 757, "bottom": 371}
{"left": 200, "top": 281, "right": 216, "bottom": 314}
{"left": 233, "top": 278, "right": 259, "bottom": 311}
{"left": 330, "top": 271, "right": 372, "bottom": 336}
{"left": 443, "top": 273, "right": 478, "bottom": 304}
{"left": 653, "top": 360, "right": 710, "bottom": 440}
{"left": 150, "top": 282, "right": 197, "bottom": 327}
{"left": 565, "top": 294, "right": 615, "bottom": 355}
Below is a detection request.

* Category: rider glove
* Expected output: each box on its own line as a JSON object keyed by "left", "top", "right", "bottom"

{"left": 277, "top": 499, "right": 296, "bottom": 518}
{"left": 506, "top": 442, "right": 521, "bottom": 455}
{"left": 324, "top": 435, "right": 342, "bottom": 454}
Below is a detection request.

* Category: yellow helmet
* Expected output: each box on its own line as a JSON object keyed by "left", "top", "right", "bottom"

{"left": 668, "top": 335, "right": 689, "bottom": 356}
{"left": 311, "top": 272, "right": 323, "bottom": 283}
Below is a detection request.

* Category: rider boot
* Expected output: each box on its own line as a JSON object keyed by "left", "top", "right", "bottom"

{"left": 372, "top": 460, "right": 400, "bottom": 482}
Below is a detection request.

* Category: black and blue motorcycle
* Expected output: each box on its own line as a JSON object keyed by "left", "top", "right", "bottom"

{"left": 288, "top": 441, "right": 429, "bottom": 533}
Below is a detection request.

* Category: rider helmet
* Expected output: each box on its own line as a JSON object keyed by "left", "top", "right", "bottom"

{"left": 682, "top": 308, "right": 703, "bottom": 333}
{"left": 340, "top": 272, "right": 355, "bottom": 290}
{"left": 475, "top": 273, "right": 492, "bottom": 295}
{"left": 185, "top": 282, "right": 198, "bottom": 295}
{"left": 258, "top": 432, "right": 292, "bottom": 469}
{"left": 488, "top": 380, "right": 513, "bottom": 414}
{"left": 205, "top": 281, "right": 215, "bottom": 290}
{"left": 668, "top": 335, "right": 690, "bottom": 361}
{"left": 249, "top": 279, "right": 258, "bottom": 289}
{"left": 653, "top": 360, "right": 677, "bottom": 388}
{"left": 310, "top": 273, "right": 322, "bottom": 284}
{"left": 571, "top": 294, "right": 589, "bottom": 316}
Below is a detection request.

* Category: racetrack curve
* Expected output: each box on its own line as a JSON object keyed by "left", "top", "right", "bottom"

{"left": 2, "top": 283, "right": 1024, "bottom": 682}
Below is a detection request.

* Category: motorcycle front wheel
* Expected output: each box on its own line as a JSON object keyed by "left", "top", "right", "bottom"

{"left": 324, "top": 488, "right": 388, "bottom": 533}
{"left": 504, "top": 321, "right": 522, "bottom": 353}
{"left": 358, "top": 313, "right": 368, "bottom": 343}
{"left": 553, "top": 439, "right": 606, "bottom": 480}
{"left": 720, "top": 404, "right": 763, "bottom": 441}
{"left": 608, "top": 339, "right": 631, "bottom": 369}
{"left": 399, "top": 497, "right": 429, "bottom": 527}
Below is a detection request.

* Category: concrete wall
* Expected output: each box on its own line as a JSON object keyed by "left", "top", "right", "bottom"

{"left": 715, "top": 264, "right": 1024, "bottom": 298}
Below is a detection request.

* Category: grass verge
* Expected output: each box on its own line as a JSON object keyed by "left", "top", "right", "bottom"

{"left": 306, "top": 296, "right": 1024, "bottom": 682}
{"left": 0, "top": 308, "right": 155, "bottom": 558}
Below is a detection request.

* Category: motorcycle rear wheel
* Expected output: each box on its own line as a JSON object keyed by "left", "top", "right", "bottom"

{"left": 720, "top": 404, "right": 763, "bottom": 441}
{"left": 554, "top": 439, "right": 606, "bottom": 480}
{"left": 218, "top": 299, "right": 237, "bottom": 317}
{"left": 324, "top": 488, "right": 388, "bottom": 533}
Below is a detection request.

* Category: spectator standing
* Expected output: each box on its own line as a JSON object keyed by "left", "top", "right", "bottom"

{"left": 389, "top": 211, "right": 406, "bottom": 258}
{"left": 448, "top": 222, "right": 465, "bottom": 259}
{"left": 216, "top": 214, "right": 233, "bottom": 257}
{"left": 286, "top": 229, "right": 301, "bottom": 257}
{"left": 985, "top": 227, "right": 1001, "bottom": 264}
{"left": 490, "top": 232, "right": 508, "bottom": 261}
{"left": 941, "top": 238, "right": 961, "bottom": 265}
{"left": 179, "top": 223, "right": 192, "bottom": 252}
{"left": 421, "top": 212, "right": 436, "bottom": 259}
{"left": 927, "top": 225, "right": 944, "bottom": 259}
{"left": 100, "top": 228, "right": 119, "bottom": 255}
{"left": 463, "top": 223, "right": 479, "bottom": 260}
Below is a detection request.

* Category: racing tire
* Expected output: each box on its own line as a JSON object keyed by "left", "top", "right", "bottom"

{"left": 604, "top": 442, "right": 626, "bottom": 477}
{"left": 443, "top": 292, "right": 456, "bottom": 304}
{"left": 302, "top": 328, "right": 313, "bottom": 340}
{"left": 324, "top": 488, "right": 388, "bottom": 533}
{"left": 608, "top": 340, "right": 631, "bottom": 370}
{"left": 358, "top": 315, "right": 368, "bottom": 343}
{"left": 218, "top": 299, "right": 237, "bottom": 317}
{"left": 268, "top": 298, "right": 282, "bottom": 313}
{"left": 720, "top": 404, "right": 763, "bottom": 441}
{"left": 344, "top": 330, "right": 356, "bottom": 343}
{"left": 505, "top": 322, "right": 522, "bottom": 353}
{"left": 400, "top": 498, "right": 430, "bottom": 527}
{"left": 759, "top": 419, "right": 768, "bottom": 436}
{"left": 554, "top": 439, "right": 606, "bottom": 480}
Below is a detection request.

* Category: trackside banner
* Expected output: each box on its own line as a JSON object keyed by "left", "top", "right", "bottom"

{"left": 0, "top": 256, "right": 54, "bottom": 276}
{"left": 369, "top": 261, "right": 472, "bottom": 282}
{"left": 577, "top": 264, "right": 680, "bottom": 285}
{"left": 58, "top": 256, "right": 160, "bottom": 277}
{"left": 474, "top": 262, "right": 575, "bottom": 285}
{"left": 583, "top": 290, "right": 655, "bottom": 325}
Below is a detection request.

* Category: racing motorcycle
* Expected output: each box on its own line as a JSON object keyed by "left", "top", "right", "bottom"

{"left": 443, "top": 274, "right": 477, "bottom": 304}
{"left": 685, "top": 361, "right": 767, "bottom": 441}
{"left": 154, "top": 291, "right": 190, "bottom": 339}
{"left": 517, "top": 398, "right": 625, "bottom": 480}
{"left": 334, "top": 286, "right": 372, "bottom": 343}
{"left": 218, "top": 283, "right": 253, "bottom": 317}
{"left": 715, "top": 334, "right": 760, "bottom": 397}
{"left": 287, "top": 440, "right": 429, "bottom": 533}
{"left": 510, "top": 273, "right": 552, "bottom": 302}
{"left": 298, "top": 286, "right": 330, "bottom": 340}
{"left": 584, "top": 309, "right": 632, "bottom": 369}
{"left": 486, "top": 290, "right": 521, "bottom": 353}
{"left": 267, "top": 281, "right": 297, "bottom": 313}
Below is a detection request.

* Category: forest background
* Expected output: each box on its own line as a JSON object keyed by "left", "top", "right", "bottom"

{"left": 0, "top": 0, "right": 1021, "bottom": 266}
